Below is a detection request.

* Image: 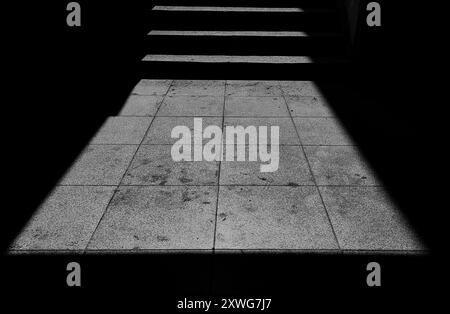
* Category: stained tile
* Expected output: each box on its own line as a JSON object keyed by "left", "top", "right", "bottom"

{"left": 225, "top": 96, "right": 289, "bottom": 117}
{"left": 305, "top": 146, "right": 379, "bottom": 185}
{"left": 215, "top": 186, "right": 338, "bottom": 249}
{"left": 224, "top": 117, "right": 300, "bottom": 145}
{"left": 294, "top": 118, "right": 352, "bottom": 145}
{"left": 226, "top": 81, "right": 282, "bottom": 97}
{"left": 122, "top": 145, "right": 219, "bottom": 186}
{"left": 10, "top": 186, "right": 115, "bottom": 250}
{"left": 279, "top": 81, "right": 322, "bottom": 97}
{"left": 220, "top": 145, "right": 313, "bottom": 185}
{"left": 168, "top": 80, "right": 225, "bottom": 96}
{"left": 157, "top": 95, "right": 223, "bottom": 116}
{"left": 87, "top": 186, "right": 217, "bottom": 249}
{"left": 143, "top": 117, "right": 222, "bottom": 145}
{"left": 132, "top": 79, "right": 172, "bottom": 95}
{"left": 285, "top": 95, "right": 334, "bottom": 117}
{"left": 91, "top": 117, "right": 152, "bottom": 144}
{"left": 59, "top": 145, "right": 138, "bottom": 185}
{"left": 119, "top": 95, "right": 163, "bottom": 116}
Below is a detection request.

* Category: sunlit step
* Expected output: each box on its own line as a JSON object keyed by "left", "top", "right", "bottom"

{"left": 152, "top": 6, "right": 328, "bottom": 13}
{"left": 142, "top": 55, "right": 347, "bottom": 64}
{"left": 148, "top": 30, "right": 340, "bottom": 37}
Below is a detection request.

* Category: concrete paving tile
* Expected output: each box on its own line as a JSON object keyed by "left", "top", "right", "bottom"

{"left": 157, "top": 95, "right": 223, "bottom": 116}
{"left": 220, "top": 145, "right": 314, "bottom": 185}
{"left": 119, "top": 95, "right": 164, "bottom": 116}
{"left": 285, "top": 95, "right": 334, "bottom": 117}
{"left": 278, "top": 81, "right": 322, "bottom": 97}
{"left": 319, "top": 186, "right": 425, "bottom": 250}
{"left": 224, "top": 117, "right": 300, "bottom": 145}
{"left": 167, "top": 80, "right": 225, "bottom": 96}
{"left": 132, "top": 79, "right": 172, "bottom": 95}
{"left": 225, "top": 96, "right": 289, "bottom": 117}
{"left": 143, "top": 117, "right": 222, "bottom": 145}
{"left": 87, "top": 186, "right": 217, "bottom": 249}
{"left": 59, "top": 145, "right": 138, "bottom": 185}
{"left": 90, "top": 117, "right": 152, "bottom": 144}
{"left": 227, "top": 80, "right": 280, "bottom": 85}
{"left": 10, "top": 186, "right": 115, "bottom": 250}
{"left": 305, "top": 146, "right": 379, "bottom": 186}
{"left": 215, "top": 186, "right": 338, "bottom": 249}
{"left": 122, "top": 145, "right": 219, "bottom": 186}
{"left": 226, "top": 81, "right": 282, "bottom": 97}
{"left": 294, "top": 118, "right": 352, "bottom": 145}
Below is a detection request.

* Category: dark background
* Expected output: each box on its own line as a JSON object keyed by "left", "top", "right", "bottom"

{"left": 1, "top": 0, "right": 446, "bottom": 300}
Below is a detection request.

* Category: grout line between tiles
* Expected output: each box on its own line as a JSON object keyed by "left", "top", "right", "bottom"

{"left": 83, "top": 80, "right": 175, "bottom": 253}
{"left": 279, "top": 82, "right": 342, "bottom": 251}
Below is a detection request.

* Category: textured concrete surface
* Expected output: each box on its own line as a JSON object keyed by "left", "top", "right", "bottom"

{"left": 119, "top": 95, "right": 164, "bottom": 116}
{"left": 149, "top": 30, "right": 309, "bottom": 37}
{"left": 91, "top": 117, "right": 152, "bottom": 144}
{"left": 225, "top": 96, "right": 288, "bottom": 116}
{"left": 226, "top": 81, "right": 282, "bottom": 97}
{"left": 153, "top": 6, "right": 308, "bottom": 12}
{"left": 220, "top": 145, "right": 313, "bottom": 185}
{"left": 10, "top": 186, "right": 115, "bottom": 250}
{"left": 143, "top": 117, "right": 222, "bottom": 145}
{"left": 294, "top": 117, "right": 352, "bottom": 145}
{"left": 285, "top": 95, "right": 334, "bottom": 117}
{"left": 122, "top": 145, "right": 219, "bottom": 186}
{"left": 215, "top": 186, "right": 338, "bottom": 249}
{"left": 224, "top": 117, "right": 300, "bottom": 145}
{"left": 168, "top": 80, "right": 225, "bottom": 96}
{"left": 59, "top": 145, "right": 138, "bottom": 185}
{"left": 87, "top": 186, "right": 217, "bottom": 250}
{"left": 143, "top": 55, "right": 316, "bottom": 64}
{"left": 319, "top": 187, "right": 424, "bottom": 250}
{"left": 10, "top": 80, "right": 425, "bottom": 253}
{"left": 158, "top": 95, "right": 223, "bottom": 116}
{"left": 279, "top": 80, "right": 322, "bottom": 97}
{"left": 305, "top": 146, "right": 379, "bottom": 186}
{"left": 131, "top": 79, "right": 172, "bottom": 96}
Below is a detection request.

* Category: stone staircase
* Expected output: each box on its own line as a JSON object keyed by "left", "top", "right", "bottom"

{"left": 142, "top": 0, "right": 349, "bottom": 79}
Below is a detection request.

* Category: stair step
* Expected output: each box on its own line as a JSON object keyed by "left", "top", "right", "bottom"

{"left": 146, "top": 31, "right": 345, "bottom": 56}
{"left": 139, "top": 55, "right": 350, "bottom": 80}
{"left": 150, "top": 7, "right": 340, "bottom": 31}
{"left": 149, "top": 30, "right": 314, "bottom": 37}
{"left": 152, "top": 0, "right": 338, "bottom": 9}
{"left": 142, "top": 54, "right": 348, "bottom": 64}
{"left": 153, "top": 6, "right": 327, "bottom": 12}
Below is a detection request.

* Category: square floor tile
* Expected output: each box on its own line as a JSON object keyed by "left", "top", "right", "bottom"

{"left": 294, "top": 118, "right": 352, "bottom": 145}
{"left": 215, "top": 186, "right": 338, "bottom": 249}
{"left": 132, "top": 79, "right": 172, "bottom": 96}
{"left": 225, "top": 96, "right": 289, "bottom": 117}
{"left": 226, "top": 81, "right": 282, "bottom": 97}
{"left": 278, "top": 81, "right": 322, "bottom": 97}
{"left": 224, "top": 117, "right": 300, "bottom": 145}
{"left": 122, "top": 145, "right": 219, "bottom": 185}
{"left": 220, "top": 145, "right": 313, "bottom": 185}
{"left": 10, "top": 186, "right": 115, "bottom": 250}
{"left": 305, "top": 146, "right": 379, "bottom": 186}
{"left": 91, "top": 117, "right": 152, "bottom": 144}
{"left": 157, "top": 95, "right": 223, "bottom": 116}
{"left": 59, "top": 145, "right": 138, "bottom": 185}
{"left": 168, "top": 80, "right": 225, "bottom": 96}
{"left": 119, "top": 95, "right": 163, "bottom": 116}
{"left": 143, "top": 117, "right": 222, "bottom": 145}
{"left": 87, "top": 186, "right": 217, "bottom": 249}
{"left": 319, "top": 186, "right": 425, "bottom": 250}
{"left": 285, "top": 95, "right": 334, "bottom": 117}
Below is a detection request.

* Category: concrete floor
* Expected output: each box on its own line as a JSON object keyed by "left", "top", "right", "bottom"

{"left": 9, "top": 80, "right": 425, "bottom": 253}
